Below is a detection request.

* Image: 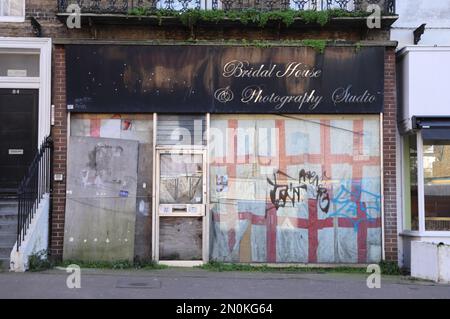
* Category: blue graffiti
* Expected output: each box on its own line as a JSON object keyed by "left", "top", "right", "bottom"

{"left": 327, "top": 184, "right": 381, "bottom": 232}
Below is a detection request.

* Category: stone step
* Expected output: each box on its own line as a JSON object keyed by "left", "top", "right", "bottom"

{"left": 0, "top": 234, "right": 16, "bottom": 246}
{"left": 0, "top": 222, "right": 17, "bottom": 232}
{"left": 0, "top": 193, "right": 18, "bottom": 200}
{"left": 0, "top": 210, "right": 18, "bottom": 217}
{"left": 0, "top": 214, "right": 17, "bottom": 222}
{"left": 0, "top": 201, "right": 18, "bottom": 216}
{"left": 0, "top": 201, "right": 19, "bottom": 270}
{"left": 0, "top": 199, "right": 18, "bottom": 207}
{"left": 0, "top": 257, "right": 10, "bottom": 270}
{"left": 0, "top": 246, "right": 13, "bottom": 258}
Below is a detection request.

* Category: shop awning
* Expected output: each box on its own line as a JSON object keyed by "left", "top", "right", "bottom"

{"left": 415, "top": 117, "right": 450, "bottom": 140}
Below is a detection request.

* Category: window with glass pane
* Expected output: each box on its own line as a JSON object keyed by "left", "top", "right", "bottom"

{"left": 423, "top": 135, "right": 450, "bottom": 231}
{"left": 0, "top": 53, "right": 39, "bottom": 77}
{"left": 159, "top": 153, "right": 203, "bottom": 204}
{"left": 406, "top": 134, "right": 419, "bottom": 230}
{"left": 0, "top": 0, "right": 24, "bottom": 17}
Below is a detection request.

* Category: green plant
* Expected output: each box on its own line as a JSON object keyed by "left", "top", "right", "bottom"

{"left": 57, "top": 258, "right": 168, "bottom": 270}
{"left": 128, "top": 7, "right": 148, "bottom": 16}
{"left": 300, "top": 10, "right": 330, "bottom": 26}
{"left": 240, "top": 39, "right": 272, "bottom": 48}
{"left": 126, "top": 8, "right": 372, "bottom": 29}
{"left": 178, "top": 38, "right": 329, "bottom": 51}
{"left": 299, "top": 39, "right": 327, "bottom": 53}
{"left": 199, "top": 261, "right": 367, "bottom": 274}
{"left": 379, "top": 260, "right": 403, "bottom": 276}
{"left": 58, "top": 259, "right": 131, "bottom": 269}
{"left": 133, "top": 256, "right": 168, "bottom": 270}
{"left": 28, "top": 250, "right": 54, "bottom": 272}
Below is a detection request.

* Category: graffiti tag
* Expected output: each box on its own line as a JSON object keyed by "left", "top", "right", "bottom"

{"left": 327, "top": 184, "right": 381, "bottom": 231}
{"left": 267, "top": 169, "right": 330, "bottom": 213}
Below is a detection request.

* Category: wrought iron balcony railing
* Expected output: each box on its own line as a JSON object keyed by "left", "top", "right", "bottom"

{"left": 58, "top": 0, "right": 395, "bottom": 15}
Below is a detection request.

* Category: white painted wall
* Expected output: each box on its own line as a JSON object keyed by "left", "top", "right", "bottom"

{"left": 393, "top": 1, "right": 450, "bottom": 131}
{"left": 391, "top": 0, "right": 450, "bottom": 49}
{"left": 411, "top": 241, "right": 439, "bottom": 281}
{"left": 10, "top": 194, "right": 49, "bottom": 272}
{"left": 397, "top": 47, "right": 450, "bottom": 132}
{"left": 402, "top": 234, "right": 450, "bottom": 269}
{"left": 439, "top": 246, "right": 450, "bottom": 283}
{"left": 411, "top": 241, "right": 450, "bottom": 283}
{"left": 394, "top": 2, "right": 450, "bottom": 269}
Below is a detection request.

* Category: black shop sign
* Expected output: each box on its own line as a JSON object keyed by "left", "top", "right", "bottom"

{"left": 66, "top": 45, "right": 384, "bottom": 114}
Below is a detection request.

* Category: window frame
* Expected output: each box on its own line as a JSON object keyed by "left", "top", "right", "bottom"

{"left": 402, "top": 132, "right": 450, "bottom": 236}
{"left": 0, "top": 0, "right": 25, "bottom": 23}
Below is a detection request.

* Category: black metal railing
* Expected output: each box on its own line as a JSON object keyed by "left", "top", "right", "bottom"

{"left": 57, "top": 0, "right": 395, "bottom": 14}
{"left": 16, "top": 136, "right": 53, "bottom": 251}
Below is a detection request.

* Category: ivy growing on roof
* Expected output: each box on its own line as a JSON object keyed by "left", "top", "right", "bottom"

{"left": 127, "top": 8, "right": 372, "bottom": 28}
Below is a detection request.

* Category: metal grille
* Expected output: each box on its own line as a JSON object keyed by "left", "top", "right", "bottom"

{"left": 58, "top": 0, "right": 395, "bottom": 14}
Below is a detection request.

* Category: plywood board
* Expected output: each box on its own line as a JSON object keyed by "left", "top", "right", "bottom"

{"left": 63, "top": 136, "right": 139, "bottom": 261}
{"left": 159, "top": 217, "right": 202, "bottom": 260}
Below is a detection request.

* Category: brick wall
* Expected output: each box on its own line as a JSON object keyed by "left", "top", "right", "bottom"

{"left": 50, "top": 45, "right": 67, "bottom": 259}
{"left": 0, "top": 0, "right": 391, "bottom": 40}
{"left": 383, "top": 47, "right": 398, "bottom": 262}
{"left": 0, "top": 0, "right": 60, "bottom": 37}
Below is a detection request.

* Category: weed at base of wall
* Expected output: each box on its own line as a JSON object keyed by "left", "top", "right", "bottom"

{"left": 28, "top": 250, "right": 54, "bottom": 272}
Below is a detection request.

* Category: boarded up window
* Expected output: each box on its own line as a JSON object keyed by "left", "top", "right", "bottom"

{"left": 64, "top": 136, "right": 139, "bottom": 261}
{"left": 67, "top": 114, "right": 153, "bottom": 261}
{"left": 209, "top": 114, "right": 382, "bottom": 264}
{"left": 159, "top": 217, "right": 203, "bottom": 260}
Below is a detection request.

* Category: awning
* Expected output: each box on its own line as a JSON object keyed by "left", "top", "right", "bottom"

{"left": 414, "top": 117, "right": 450, "bottom": 141}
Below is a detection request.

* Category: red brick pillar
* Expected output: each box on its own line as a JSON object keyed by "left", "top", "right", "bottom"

{"left": 383, "top": 47, "right": 398, "bottom": 262}
{"left": 50, "top": 45, "right": 67, "bottom": 260}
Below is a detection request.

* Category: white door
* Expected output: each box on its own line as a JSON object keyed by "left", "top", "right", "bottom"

{"left": 154, "top": 148, "right": 207, "bottom": 266}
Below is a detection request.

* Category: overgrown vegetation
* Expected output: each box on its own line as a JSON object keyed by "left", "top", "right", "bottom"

{"left": 200, "top": 260, "right": 407, "bottom": 275}
{"left": 57, "top": 258, "right": 168, "bottom": 270}
{"left": 379, "top": 260, "right": 404, "bottom": 276}
{"left": 126, "top": 8, "right": 370, "bottom": 52}
{"left": 199, "top": 261, "right": 367, "bottom": 274}
{"left": 297, "top": 39, "right": 327, "bottom": 53}
{"left": 27, "top": 251, "right": 406, "bottom": 275}
{"left": 28, "top": 250, "right": 54, "bottom": 272}
{"left": 244, "top": 39, "right": 328, "bottom": 52}
{"left": 218, "top": 38, "right": 328, "bottom": 52}
{"left": 355, "top": 41, "right": 363, "bottom": 52}
{"left": 27, "top": 251, "right": 167, "bottom": 271}
{"left": 128, "top": 8, "right": 371, "bottom": 28}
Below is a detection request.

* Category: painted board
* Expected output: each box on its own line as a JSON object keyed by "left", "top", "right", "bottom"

{"left": 159, "top": 217, "right": 202, "bottom": 260}
{"left": 63, "top": 136, "right": 139, "bottom": 261}
{"left": 209, "top": 115, "right": 382, "bottom": 264}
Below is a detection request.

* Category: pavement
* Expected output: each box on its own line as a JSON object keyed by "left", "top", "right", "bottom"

{"left": 0, "top": 267, "right": 449, "bottom": 299}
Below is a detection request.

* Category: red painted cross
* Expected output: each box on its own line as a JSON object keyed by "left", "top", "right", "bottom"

{"left": 210, "top": 118, "right": 382, "bottom": 263}
{"left": 262, "top": 199, "right": 333, "bottom": 263}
